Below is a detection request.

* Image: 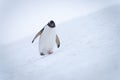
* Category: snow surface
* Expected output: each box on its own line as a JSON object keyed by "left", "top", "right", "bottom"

{"left": 1, "top": 0, "right": 120, "bottom": 45}
{"left": 0, "top": 4, "right": 120, "bottom": 80}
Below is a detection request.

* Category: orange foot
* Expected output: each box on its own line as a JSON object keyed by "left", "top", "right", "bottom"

{"left": 48, "top": 50, "right": 53, "bottom": 54}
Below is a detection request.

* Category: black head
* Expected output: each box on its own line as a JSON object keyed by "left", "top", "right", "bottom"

{"left": 47, "top": 20, "right": 56, "bottom": 28}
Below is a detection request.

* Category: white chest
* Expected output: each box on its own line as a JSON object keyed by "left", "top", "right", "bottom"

{"left": 39, "top": 26, "right": 56, "bottom": 51}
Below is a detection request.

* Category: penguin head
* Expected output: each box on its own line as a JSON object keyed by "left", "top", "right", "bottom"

{"left": 47, "top": 20, "right": 55, "bottom": 28}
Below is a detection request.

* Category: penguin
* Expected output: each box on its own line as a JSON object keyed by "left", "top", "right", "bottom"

{"left": 32, "top": 20, "right": 60, "bottom": 56}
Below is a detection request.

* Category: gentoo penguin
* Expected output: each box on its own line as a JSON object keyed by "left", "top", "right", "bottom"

{"left": 32, "top": 20, "right": 60, "bottom": 56}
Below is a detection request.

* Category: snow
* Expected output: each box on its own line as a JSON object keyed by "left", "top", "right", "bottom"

{"left": 0, "top": 4, "right": 120, "bottom": 80}
{"left": 1, "top": 0, "right": 120, "bottom": 45}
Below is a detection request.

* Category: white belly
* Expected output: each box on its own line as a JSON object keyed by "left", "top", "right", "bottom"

{"left": 39, "top": 27, "right": 56, "bottom": 54}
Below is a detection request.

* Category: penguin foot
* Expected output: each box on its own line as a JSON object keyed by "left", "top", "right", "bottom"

{"left": 40, "top": 52, "right": 45, "bottom": 56}
{"left": 48, "top": 50, "right": 53, "bottom": 54}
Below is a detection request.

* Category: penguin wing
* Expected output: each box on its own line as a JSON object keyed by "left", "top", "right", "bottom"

{"left": 56, "top": 35, "right": 60, "bottom": 48}
{"left": 32, "top": 28, "right": 44, "bottom": 43}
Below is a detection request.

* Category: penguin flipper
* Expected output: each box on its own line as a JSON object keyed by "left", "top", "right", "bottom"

{"left": 32, "top": 28, "right": 44, "bottom": 43}
{"left": 56, "top": 35, "right": 60, "bottom": 48}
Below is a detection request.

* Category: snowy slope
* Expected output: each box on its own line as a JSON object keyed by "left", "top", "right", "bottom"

{"left": 1, "top": 4, "right": 120, "bottom": 80}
